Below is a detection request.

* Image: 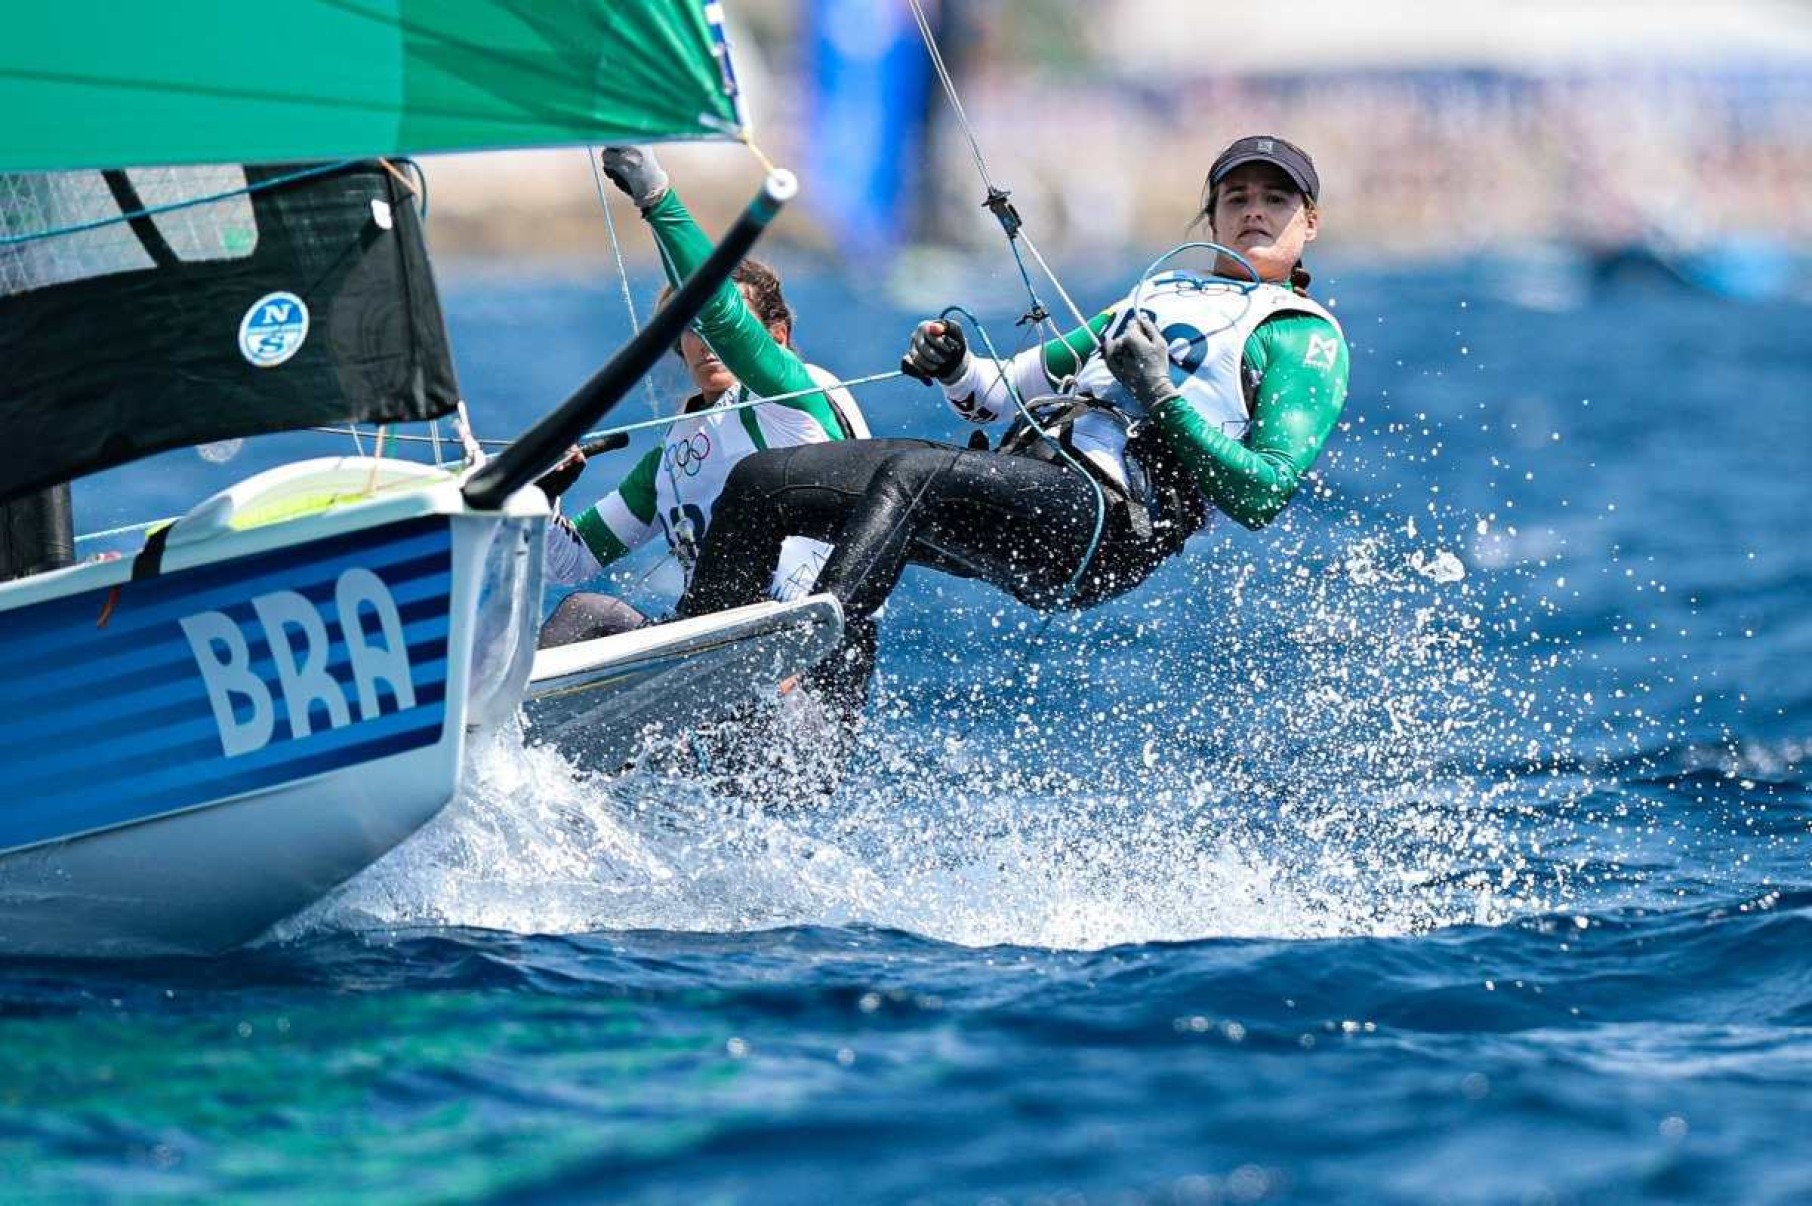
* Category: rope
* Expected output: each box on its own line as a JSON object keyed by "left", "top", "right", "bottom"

{"left": 0, "top": 160, "right": 355, "bottom": 248}
{"left": 364, "top": 428, "right": 388, "bottom": 494}
{"left": 382, "top": 158, "right": 429, "bottom": 215}
{"left": 74, "top": 517, "right": 172, "bottom": 546}
{"left": 805, "top": 310, "right": 1107, "bottom": 655}
{"left": 307, "top": 425, "right": 477, "bottom": 449}
{"left": 942, "top": 305, "right": 1105, "bottom": 612}
{"left": 897, "top": 307, "right": 1107, "bottom": 743}
{"left": 72, "top": 456, "right": 460, "bottom": 547}
{"left": 905, "top": 0, "right": 1095, "bottom": 343}
{"left": 901, "top": 1, "right": 1107, "bottom": 606}
{"left": 742, "top": 136, "right": 781, "bottom": 176}
{"left": 292, "top": 367, "right": 906, "bottom": 461}
{"left": 583, "top": 122, "right": 837, "bottom": 615}
{"left": 587, "top": 146, "right": 664, "bottom": 419}
{"left": 1132, "top": 240, "right": 1263, "bottom": 312}
{"left": 577, "top": 369, "right": 904, "bottom": 446}
{"left": 453, "top": 401, "right": 486, "bottom": 469}
{"left": 906, "top": 0, "right": 997, "bottom": 193}
{"left": 376, "top": 158, "right": 421, "bottom": 201}
{"left": 1015, "top": 230, "right": 1098, "bottom": 344}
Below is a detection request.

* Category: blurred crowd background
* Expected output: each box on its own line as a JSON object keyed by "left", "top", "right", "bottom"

{"left": 424, "top": 0, "right": 1812, "bottom": 293}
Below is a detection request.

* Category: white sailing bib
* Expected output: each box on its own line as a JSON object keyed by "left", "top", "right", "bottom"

{"left": 1067, "top": 275, "right": 1341, "bottom": 487}
{"left": 654, "top": 363, "right": 861, "bottom": 593}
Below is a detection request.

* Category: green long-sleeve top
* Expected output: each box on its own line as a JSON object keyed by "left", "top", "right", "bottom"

{"left": 641, "top": 189, "right": 836, "bottom": 424}
{"left": 566, "top": 188, "right": 846, "bottom": 569}
{"left": 1021, "top": 306, "right": 1350, "bottom": 530}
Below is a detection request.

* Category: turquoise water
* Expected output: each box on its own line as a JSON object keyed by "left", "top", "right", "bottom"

{"left": 5, "top": 259, "right": 1810, "bottom": 1203}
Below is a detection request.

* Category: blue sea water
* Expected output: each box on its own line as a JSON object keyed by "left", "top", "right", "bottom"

{"left": 5, "top": 256, "right": 1810, "bottom": 1203}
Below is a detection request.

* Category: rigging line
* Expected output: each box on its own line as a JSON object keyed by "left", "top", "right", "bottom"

{"left": 100, "top": 170, "right": 179, "bottom": 269}
{"left": 72, "top": 468, "right": 455, "bottom": 547}
{"left": 364, "top": 427, "right": 389, "bottom": 494}
{"left": 0, "top": 160, "right": 355, "bottom": 248}
{"left": 630, "top": 549, "right": 678, "bottom": 601}
{"left": 311, "top": 424, "right": 549, "bottom": 456}
{"left": 822, "top": 306, "right": 1105, "bottom": 663}
{"left": 742, "top": 136, "right": 781, "bottom": 177}
{"left": 74, "top": 517, "right": 172, "bottom": 546}
{"left": 587, "top": 147, "right": 663, "bottom": 419}
{"left": 918, "top": 306, "right": 1106, "bottom": 746}
{"left": 301, "top": 367, "right": 912, "bottom": 454}
{"left": 942, "top": 304, "right": 1105, "bottom": 612}
{"left": 305, "top": 367, "right": 909, "bottom": 452}
{"left": 452, "top": 401, "right": 486, "bottom": 469}
{"left": 375, "top": 157, "right": 421, "bottom": 200}
{"left": 1132, "top": 239, "right": 1262, "bottom": 311}
{"left": 904, "top": 0, "right": 1097, "bottom": 342}
{"left": 1015, "top": 229, "right": 1099, "bottom": 349}
{"left": 906, "top": 0, "right": 995, "bottom": 192}
{"left": 577, "top": 370, "right": 905, "bottom": 445}
{"left": 311, "top": 424, "right": 461, "bottom": 447}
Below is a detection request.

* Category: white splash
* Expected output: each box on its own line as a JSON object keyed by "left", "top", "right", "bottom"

{"left": 287, "top": 518, "right": 1562, "bottom": 953}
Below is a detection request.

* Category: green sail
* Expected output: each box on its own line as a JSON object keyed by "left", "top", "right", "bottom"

{"left": 0, "top": 0, "right": 746, "bottom": 171}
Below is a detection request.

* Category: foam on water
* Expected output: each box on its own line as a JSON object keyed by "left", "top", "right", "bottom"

{"left": 289, "top": 509, "right": 1582, "bottom": 952}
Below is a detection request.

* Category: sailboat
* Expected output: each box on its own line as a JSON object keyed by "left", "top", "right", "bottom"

{"left": 0, "top": 1, "right": 840, "bottom": 956}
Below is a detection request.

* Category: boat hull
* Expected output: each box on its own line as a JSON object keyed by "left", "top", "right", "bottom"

{"left": 0, "top": 459, "right": 545, "bottom": 956}
{"left": 0, "top": 741, "right": 457, "bottom": 956}
{"left": 524, "top": 595, "right": 844, "bottom": 772}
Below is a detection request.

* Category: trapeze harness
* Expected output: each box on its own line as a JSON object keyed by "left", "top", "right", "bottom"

{"left": 951, "top": 273, "right": 1342, "bottom": 569}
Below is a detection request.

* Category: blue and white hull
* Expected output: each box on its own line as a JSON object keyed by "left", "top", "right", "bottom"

{"left": 0, "top": 458, "right": 545, "bottom": 956}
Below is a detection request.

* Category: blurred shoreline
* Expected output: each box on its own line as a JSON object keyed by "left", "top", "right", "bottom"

{"left": 421, "top": 1, "right": 1812, "bottom": 272}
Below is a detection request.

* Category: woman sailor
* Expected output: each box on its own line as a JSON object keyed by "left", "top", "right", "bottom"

{"left": 539, "top": 146, "right": 869, "bottom": 651}
{"left": 675, "top": 135, "right": 1350, "bottom": 648}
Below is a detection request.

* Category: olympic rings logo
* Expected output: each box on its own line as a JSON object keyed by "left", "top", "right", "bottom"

{"left": 665, "top": 430, "right": 712, "bottom": 477}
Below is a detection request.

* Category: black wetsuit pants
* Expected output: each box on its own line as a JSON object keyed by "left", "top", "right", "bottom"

{"left": 676, "top": 438, "right": 1171, "bottom": 624}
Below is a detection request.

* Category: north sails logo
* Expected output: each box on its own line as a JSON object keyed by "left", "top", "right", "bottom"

{"left": 179, "top": 568, "right": 416, "bottom": 757}
{"left": 238, "top": 291, "right": 309, "bottom": 367}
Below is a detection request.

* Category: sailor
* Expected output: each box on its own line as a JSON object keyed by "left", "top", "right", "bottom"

{"left": 675, "top": 136, "right": 1349, "bottom": 656}
{"left": 539, "top": 145, "right": 870, "bottom": 626}
{"left": 537, "top": 147, "right": 878, "bottom": 728}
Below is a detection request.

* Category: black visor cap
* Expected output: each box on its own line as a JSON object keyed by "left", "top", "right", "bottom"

{"left": 1207, "top": 136, "right": 1319, "bottom": 203}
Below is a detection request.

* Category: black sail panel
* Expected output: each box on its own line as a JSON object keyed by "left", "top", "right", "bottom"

{"left": 0, "top": 162, "right": 459, "bottom": 503}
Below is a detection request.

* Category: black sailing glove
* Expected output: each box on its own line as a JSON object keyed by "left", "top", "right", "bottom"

{"left": 900, "top": 319, "right": 970, "bottom": 386}
{"left": 535, "top": 445, "right": 588, "bottom": 504}
{"left": 599, "top": 145, "right": 671, "bottom": 210}
{"left": 1104, "top": 315, "right": 1183, "bottom": 410}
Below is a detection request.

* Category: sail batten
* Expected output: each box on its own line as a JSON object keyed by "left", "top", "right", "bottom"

{"left": 0, "top": 0, "right": 745, "bottom": 172}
